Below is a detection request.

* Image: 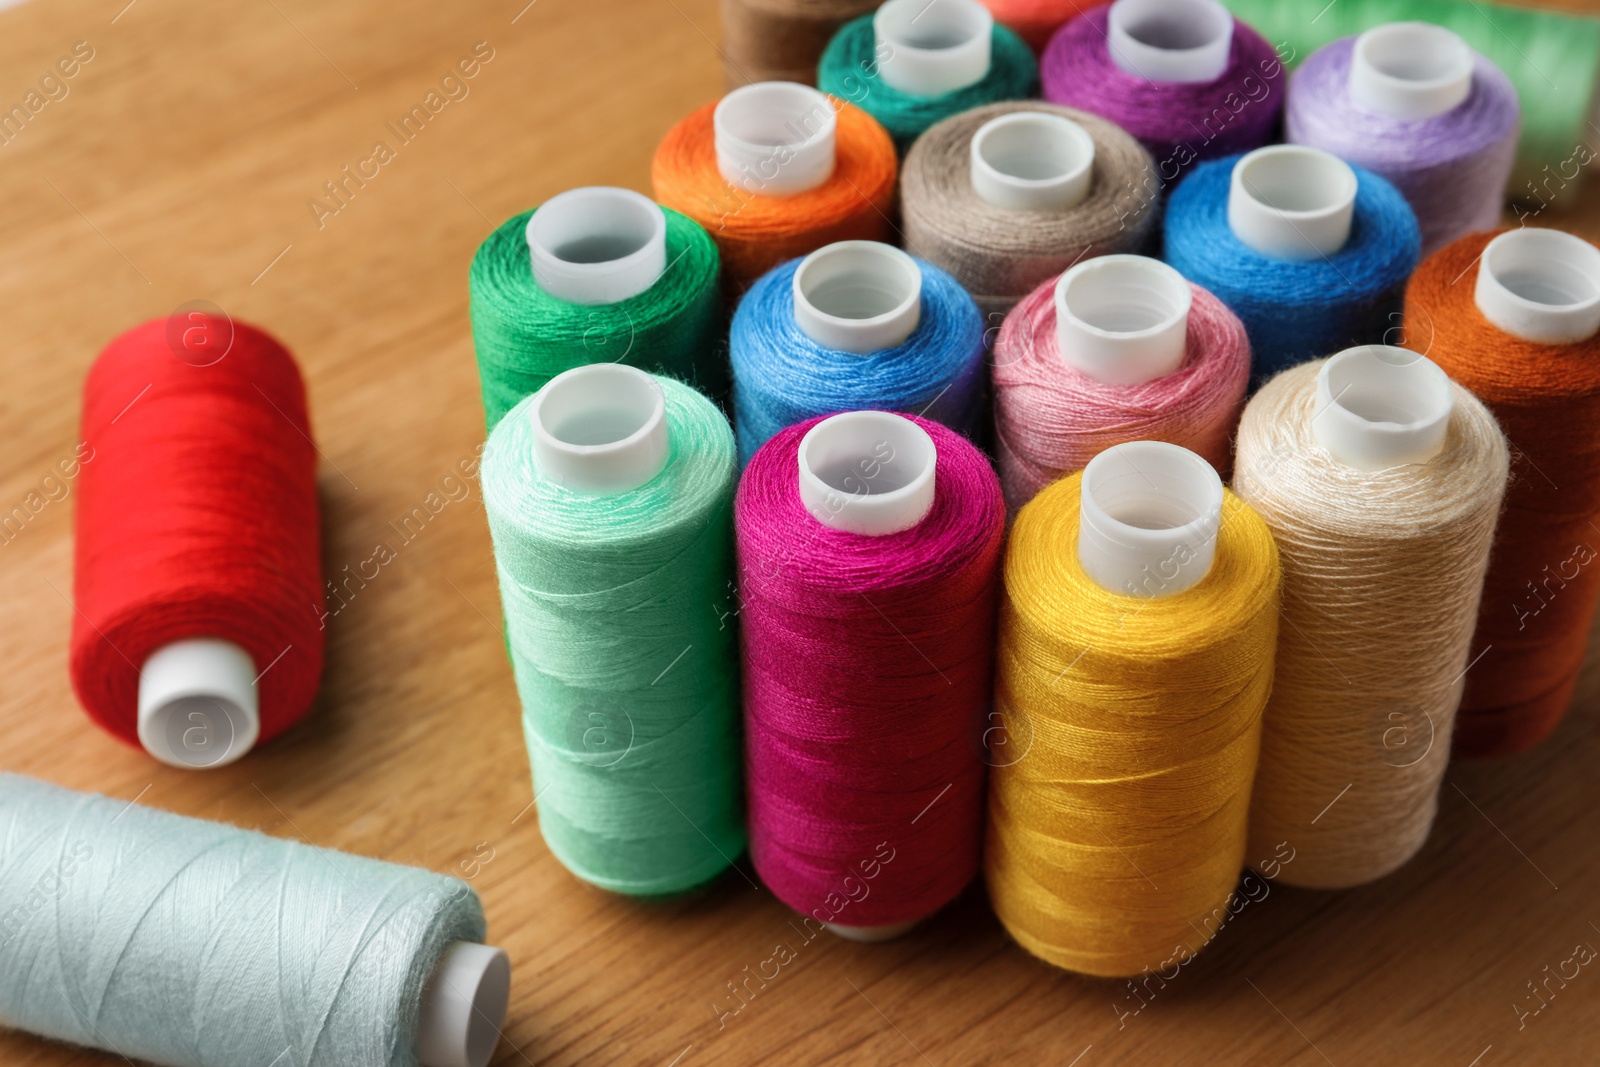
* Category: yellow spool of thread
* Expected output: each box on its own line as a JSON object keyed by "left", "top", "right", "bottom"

{"left": 986, "top": 441, "right": 1281, "bottom": 978}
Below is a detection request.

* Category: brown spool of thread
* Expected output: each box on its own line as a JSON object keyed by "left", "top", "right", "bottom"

{"left": 720, "top": 0, "right": 878, "bottom": 87}
{"left": 1405, "top": 227, "right": 1600, "bottom": 757}
{"left": 900, "top": 102, "right": 1157, "bottom": 324}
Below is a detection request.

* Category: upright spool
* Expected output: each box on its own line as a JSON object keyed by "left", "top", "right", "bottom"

{"left": 0, "top": 773, "right": 509, "bottom": 1067}
{"left": 738, "top": 412, "right": 1005, "bottom": 939}
{"left": 653, "top": 83, "right": 897, "bottom": 295}
{"left": 481, "top": 365, "right": 745, "bottom": 893}
{"left": 986, "top": 441, "right": 1280, "bottom": 976}
{"left": 1236, "top": 348, "right": 1508, "bottom": 888}
{"left": 720, "top": 0, "right": 878, "bottom": 87}
{"left": 469, "top": 188, "right": 724, "bottom": 429}
{"left": 71, "top": 317, "right": 324, "bottom": 769}
{"left": 1405, "top": 228, "right": 1600, "bottom": 757}
{"left": 991, "top": 255, "right": 1250, "bottom": 511}
{"left": 730, "top": 241, "right": 986, "bottom": 462}
{"left": 1286, "top": 25, "right": 1520, "bottom": 255}
{"left": 899, "top": 101, "right": 1159, "bottom": 321}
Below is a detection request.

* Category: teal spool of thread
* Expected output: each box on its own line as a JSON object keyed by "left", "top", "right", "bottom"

{"left": 468, "top": 196, "right": 724, "bottom": 431}
{"left": 0, "top": 772, "right": 505, "bottom": 1067}
{"left": 482, "top": 364, "right": 744, "bottom": 895}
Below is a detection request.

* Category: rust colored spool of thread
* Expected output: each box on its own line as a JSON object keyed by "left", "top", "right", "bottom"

{"left": 721, "top": 0, "right": 878, "bottom": 88}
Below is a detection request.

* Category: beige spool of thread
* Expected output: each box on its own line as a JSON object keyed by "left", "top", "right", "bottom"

{"left": 1234, "top": 348, "right": 1509, "bottom": 890}
{"left": 900, "top": 101, "right": 1158, "bottom": 323}
{"left": 720, "top": 0, "right": 878, "bottom": 87}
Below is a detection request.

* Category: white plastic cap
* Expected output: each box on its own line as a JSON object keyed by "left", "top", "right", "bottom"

{"left": 1349, "top": 22, "right": 1474, "bottom": 121}
{"left": 415, "top": 941, "right": 512, "bottom": 1067}
{"left": 1474, "top": 228, "right": 1600, "bottom": 345}
{"left": 529, "top": 364, "right": 669, "bottom": 495}
{"left": 137, "top": 638, "right": 259, "bottom": 769}
{"left": 1077, "top": 442, "right": 1223, "bottom": 598}
{"left": 826, "top": 919, "right": 919, "bottom": 942}
{"left": 1107, "top": 0, "right": 1234, "bottom": 84}
{"left": 1228, "top": 145, "right": 1357, "bottom": 261}
{"left": 970, "top": 111, "right": 1096, "bottom": 212}
{"left": 798, "top": 411, "right": 937, "bottom": 536}
{"left": 525, "top": 188, "right": 666, "bottom": 306}
{"left": 874, "top": 0, "right": 994, "bottom": 97}
{"left": 1055, "top": 255, "right": 1191, "bottom": 386}
{"left": 1312, "top": 346, "right": 1452, "bottom": 470}
{"left": 793, "top": 241, "right": 923, "bottom": 354}
{"left": 715, "top": 82, "right": 837, "bottom": 196}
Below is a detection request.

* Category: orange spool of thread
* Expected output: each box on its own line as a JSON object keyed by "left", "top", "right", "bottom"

{"left": 1405, "top": 227, "right": 1600, "bottom": 757}
{"left": 652, "top": 82, "right": 897, "bottom": 296}
{"left": 981, "top": 0, "right": 1109, "bottom": 53}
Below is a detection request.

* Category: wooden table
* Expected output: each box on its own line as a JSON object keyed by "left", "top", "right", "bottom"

{"left": 1, "top": 0, "right": 1597, "bottom": 1062}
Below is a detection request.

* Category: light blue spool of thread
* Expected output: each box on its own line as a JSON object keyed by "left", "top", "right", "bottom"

{"left": 1163, "top": 146, "right": 1421, "bottom": 385}
{"left": 730, "top": 241, "right": 986, "bottom": 464}
{"left": 0, "top": 772, "right": 508, "bottom": 1067}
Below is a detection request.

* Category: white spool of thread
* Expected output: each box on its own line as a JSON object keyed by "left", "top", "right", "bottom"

{"left": 969, "top": 111, "right": 1096, "bottom": 212}
{"left": 1054, "top": 254, "right": 1192, "bottom": 385}
{"left": 714, "top": 82, "right": 838, "bottom": 196}
{"left": 1311, "top": 345, "right": 1452, "bottom": 471}
{"left": 1473, "top": 228, "right": 1600, "bottom": 345}
{"left": 1106, "top": 0, "right": 1234, "bottom": 84}
{"left": 1227, "top": 145, "right": 1357, "bottom": 261}
{"left": 1077, "top": 440, "right": 1223, "bottom": 598}
{"left": 792, "top": 241, "right": 923, "bottom": 354}
{"left": 1348, "top": 22, "right": 1474, "bottom": 121}
{"left": 416, "top": 942, "right": 513, "bottom": 1067}
{"left": 874, "top": 0, "right": 995, "bottom": 97}
{"left": 137, "top": 640, "right": 259, "bottom": 769}
{"left": 528, "top": 364, "right": 670, "bottom": 494}
{"left": 525, "top": 187, "right": 667, "bottom": 306}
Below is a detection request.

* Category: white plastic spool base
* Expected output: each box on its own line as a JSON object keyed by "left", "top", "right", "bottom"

{"left": 1228, "top": 146, "right": 1357, "bottom": 262}
{"left": 525, "top": 187, "right": 666, "bottom": 306}
{"left": 415, "top": 941, "right": 512, "bottom": 1067}
{"left": 137, "top": 638, "right": 259, "bottom": 769}
{"left": 970, "top": 111, "right": 1096, "bottom": 212}
{"left": 875, "top": 0, "right": 994, "bottom": 97}
{"left": 1055, "top": 254, "right": 1191, "bottom": 386}
{"left": 1474, "top": 228, "right": 1600, "bottom": 345}
{"left": 826, "top": 920, "right": 919, "bottom": 943}
{"left": 714, "top": 82, "right": 837, "bottom": 196}
{"left": 529, "top": 364, "right": 670, "bottom": 495}
{"left": 1312, "top": 346, "right": 1453, "bottom": 471}
{"left": 1349, "top": 22, "right": 1474, "bottom": 120}
{"left": 793, "top": 241, "right": 923, "bottom": 354}
{"left": 1107, "top": 0, "right": 1233, "bottom": 84}
{"left": 1078, "top": 442, "right": 1223, "bottom": 599}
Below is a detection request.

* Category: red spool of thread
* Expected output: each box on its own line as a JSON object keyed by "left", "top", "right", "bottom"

{"left": 71, "top": 316, "right": 324, "bottom": 768}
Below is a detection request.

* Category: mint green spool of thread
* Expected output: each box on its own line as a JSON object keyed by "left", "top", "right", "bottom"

{"left": 1222, "top": 0, "right": 1600, "bottom": 200}
{"left": 468, "top": 193, "right": 724, "bottom": 431}
{"left": 0, "top": 772, "right": 504, "bottom": 1067}
{"left": 482, "top": 365, "right": 743, "bottom": 895}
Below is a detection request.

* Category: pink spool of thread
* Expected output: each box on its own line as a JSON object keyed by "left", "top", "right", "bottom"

{"left": 736, "top": 411, "right": 1005, "bottom": 941}
{"left": 992, "top": 254, "right": 1249, "bottom": 512}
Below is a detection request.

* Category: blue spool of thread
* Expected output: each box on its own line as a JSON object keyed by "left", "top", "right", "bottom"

{"left": 1164, "top": 148, "right": 1421, "bottom": 384}
{"left": 730, "top": 241, "right": 986, "bottom": 464}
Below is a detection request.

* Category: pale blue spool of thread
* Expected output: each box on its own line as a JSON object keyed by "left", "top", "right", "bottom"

{"left": 0, "top": 773, "right": 505, "bottom": 1067}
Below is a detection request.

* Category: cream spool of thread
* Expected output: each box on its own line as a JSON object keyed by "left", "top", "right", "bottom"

{"left": 900, "top": 101, "right": 1159, "bottom": 322}
{"left": 720, "top": 0, "right": 878, "bottom": 87}
{"left": 1235, "top": 347, "right": 1509, "bottom": 889}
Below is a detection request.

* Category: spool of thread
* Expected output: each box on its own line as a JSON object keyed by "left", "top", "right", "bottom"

{"left": 1405, "top": 228, "right": 1600, "bottom": 757}
{"left": 992, "top": 255, "right": 1250, "bottom": 512}
{"left": 720, "top": 0, "right": 878, "bottom": 87}
{"left": 1236, "top": 348, "right": 1508, "bottom": 889}
{"left": 468, "top": 187, "right": 723, "bottom": 431}
{"left": 482, "top": 364, "right": 745, "bottom": 894}
{"left": 70, "top": 317, "right": 323, "bottom": 770}
{"left": 985, "top": 441, "right": 1280, "bottom": 976}
{"left": 899, "top": 102, "right": 1159, "bottom": 321}
{"left": 1163, "top": 146, "right": 1421, "bottom": 384}
{"left": 730, "top": 241, "right": 986, "bottom": 463}
{"left": 1286, "top": 25, "right": 1520, "bottom": 256}
{"left": 1220, "top": 0, "right": 1600, "bottom": 200}
{"left": 0, "top": 772, "right": 510, "bottom": 1067}
{"left": 652, "top": 82, "right": 898, "bottom": 295}
{"left": 1041, "top": 0, "right": 1284, "bottom": 183}
{"left": 817, "top": 0, "right": 1038, "bottom": 155}
{"left": 981, "top": 0, "right": 1109, "bottom": 54}
{"left": 738, "top": 411, "right": 1005, "bottom": 939}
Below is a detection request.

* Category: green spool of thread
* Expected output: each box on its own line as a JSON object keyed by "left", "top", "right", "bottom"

{"left": 482, "top": 363, "right": 743, "bottom": 895}
{"left": 1222, "top": 0, "right": 1600, "bottom": 202}
{"left": 469, "top": 187, "right": 724, "bottom": 431}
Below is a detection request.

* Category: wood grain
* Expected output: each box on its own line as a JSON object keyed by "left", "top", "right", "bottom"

{"left": 0, "top": 0, "right": 1597, "bottom": 1063}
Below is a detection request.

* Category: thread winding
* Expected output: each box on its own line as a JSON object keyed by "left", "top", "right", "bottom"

{"left": 719, "top": 0, "right": 878, "bottom": 86}
{"left": 980, "top": 0, "right": 1108, "bottom": 53}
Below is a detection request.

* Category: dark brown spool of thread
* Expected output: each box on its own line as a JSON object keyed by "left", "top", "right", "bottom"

{"left": 720, "top": 0, "right": 878, "bottom": 88}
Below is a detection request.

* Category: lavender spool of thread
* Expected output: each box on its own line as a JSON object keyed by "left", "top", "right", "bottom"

{"left": 1287, "top": 24, "right": 1520, "bottom": 256}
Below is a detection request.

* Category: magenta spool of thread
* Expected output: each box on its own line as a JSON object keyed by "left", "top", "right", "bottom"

{"left": 992, "top": 254, "right": 1250, "bottom": 513}
{"left": 1286, "top": 25, "right": 1519, "bottom": 256}
{"left": 737, "top": 411, "right": 1005, "bottom": 941}
{"left": 1040, "top": 0, "right": 1284, "bottom": 185}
